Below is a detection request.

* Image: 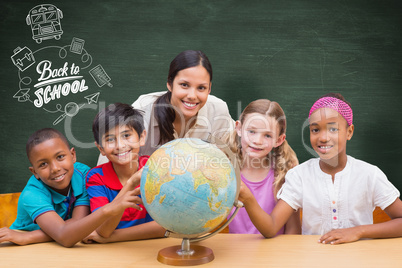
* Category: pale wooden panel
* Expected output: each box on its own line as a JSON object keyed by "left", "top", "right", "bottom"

{"left": 1, "top": 234, "right": 402, "bottom": 267}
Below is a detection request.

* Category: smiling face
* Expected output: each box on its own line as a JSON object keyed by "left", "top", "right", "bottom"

{"left": 309, "top": 108, "right": 354, "bottom": 163}
{"left": 236, "top": 113, "right": 285, "bottom": 162}
{"left": 29, "top": 138, "right": 76, "bottom": 196}
{"left": 97, "top": 124, "right": 146, "bottom": 167}
{"left": 167, "top": 65, "right": 211, "bottom": 122}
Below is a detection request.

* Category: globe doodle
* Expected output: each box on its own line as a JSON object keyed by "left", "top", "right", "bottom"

{"left": 140, "top": 138, "right": 238, "bottom": 238}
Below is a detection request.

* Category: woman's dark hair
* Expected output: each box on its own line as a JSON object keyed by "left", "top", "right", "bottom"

{"left": 154, "top": 50, "right": 213, "bottom": 145}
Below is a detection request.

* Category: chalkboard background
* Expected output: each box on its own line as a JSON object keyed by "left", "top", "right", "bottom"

{"left": 1, "top": 0, "right": 401, "bottom": 194}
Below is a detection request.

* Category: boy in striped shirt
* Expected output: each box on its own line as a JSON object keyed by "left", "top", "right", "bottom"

{"left": 84, "top": 103, "right": 165, "bottom": 243}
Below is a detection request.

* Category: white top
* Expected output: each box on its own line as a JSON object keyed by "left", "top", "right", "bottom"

{"left": 97, "top": 91, "right": 234, "bottom": 164}
{"left": 277, "top": 155, "right": 400, "bottom": 235}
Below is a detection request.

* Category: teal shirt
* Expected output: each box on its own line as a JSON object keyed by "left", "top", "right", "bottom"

{"left": 10, "top": 162, "right": 90, "bottom": 231}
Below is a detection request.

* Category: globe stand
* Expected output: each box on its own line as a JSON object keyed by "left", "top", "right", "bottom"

{"left": 157, "top": 238, "right": 214, "bottom": 266}
{"left": 158, "top": 200, "right": 243, "bottom": 266}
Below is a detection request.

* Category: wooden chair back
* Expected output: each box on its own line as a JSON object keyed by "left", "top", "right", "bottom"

{"left": 0, "top": 192, "right": 21, "bottom": 228}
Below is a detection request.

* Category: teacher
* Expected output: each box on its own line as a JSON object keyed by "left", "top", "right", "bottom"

{"left": 98, "top": 50, "right": 234, "bottom": 164}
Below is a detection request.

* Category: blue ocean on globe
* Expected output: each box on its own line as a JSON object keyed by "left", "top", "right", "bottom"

{"left": 140, "top": 138, "right": 237, "bottom": 237}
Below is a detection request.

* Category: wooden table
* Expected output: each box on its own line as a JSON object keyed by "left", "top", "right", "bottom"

{"left": 1, "top": 234, "right": 402, "bottom": 267}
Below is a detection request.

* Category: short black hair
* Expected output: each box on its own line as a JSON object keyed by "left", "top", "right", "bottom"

{"left": 92, "top": 103, "right": 145, "bottom": 145}
{"left": 26, "top": 128, "right": 69, "bottom": 161}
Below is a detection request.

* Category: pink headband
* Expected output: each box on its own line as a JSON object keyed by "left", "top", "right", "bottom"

{"left": 309, "top": 97, "right": 353, "bottom": 125}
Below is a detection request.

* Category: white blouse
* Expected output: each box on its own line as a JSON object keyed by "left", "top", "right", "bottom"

{"left": 277, "top": 156, "right": 400, "bottom": 235}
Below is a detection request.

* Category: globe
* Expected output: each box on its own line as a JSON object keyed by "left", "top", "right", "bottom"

{"left": 140, "top": 138, "right": 238, "bottom": 238}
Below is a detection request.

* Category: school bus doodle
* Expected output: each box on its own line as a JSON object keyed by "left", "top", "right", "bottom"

{"left": 26, "top": 4, "right": 63, "bottom": 44}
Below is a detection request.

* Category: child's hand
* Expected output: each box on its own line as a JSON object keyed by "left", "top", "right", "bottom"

{"left": 318, "top": 227, "right": 362, "bottom": 245}
{"left": 237, "top": 181, "right": 254, "bottom": 205}
{"left": 105, "top": 187, "right": 143, "bottom": 216}
{"left": 0, "top": 227, "right": 29, "bottom": 245}
{"left": 125, "top": 167, "right": 144, "bottom": 190}
{"left": 82, "top": 231, "right": 109, "bottom": 244}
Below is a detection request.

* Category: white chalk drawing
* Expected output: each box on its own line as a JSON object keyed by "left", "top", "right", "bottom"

{"left": 57, "top": 41, "right": 93, "bottom": 70}
{"left": 89, "top": 64, "right": 113, "bottom": 87}
{"left": 53, "top": 102, "right": 85, "bottom": 125}
{"left": 13, "top": 88, "right": 30, "bottom": 102}
{"left": 84, "top": 92, "right": 100, "bottom": 104}
{"left": 43, "top": 104, "right": 63, "bottom": 114}
{"left": 12, "top": 35, "right": 111, "bottom": 125}
{"left": 70, "top": 37, "right": 85, "bottom": 54}
{"left": 26, "top": 4, "right": 63, "bottom": 44}
{"left": 11, "top": 46, "right": 36, "bottom": 72}
{"left": 12, "top": 4, "right": 112, "bottom": 125}
{"left": 51, "top": 92, "right": 101, "bottom": 125}
{"left": 12, "top": 41, "right": 93, "bottom": 105}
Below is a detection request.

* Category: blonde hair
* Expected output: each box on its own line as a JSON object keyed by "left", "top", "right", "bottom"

{"left": 226, "top": 99, "right": 298, "bottom": 195}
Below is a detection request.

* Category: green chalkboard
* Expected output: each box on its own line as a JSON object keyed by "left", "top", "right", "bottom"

{"left": 1, "top": 0, "right": 401, "bottom": 194}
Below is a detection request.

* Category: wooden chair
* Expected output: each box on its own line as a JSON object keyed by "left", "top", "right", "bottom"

{"left": 0, "top": 192, "right": 21, "bottom": 228}
{"left": 373, "top": 207, "right": 391, "bottom": 223}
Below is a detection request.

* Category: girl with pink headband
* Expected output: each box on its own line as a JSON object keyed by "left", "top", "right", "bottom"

{"left": 245, "top": 93, "right": 402, "bottom": 244}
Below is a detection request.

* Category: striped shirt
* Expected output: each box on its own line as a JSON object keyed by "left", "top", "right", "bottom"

{"left": 86, "top": 156, "right": 152, "bottom": 229}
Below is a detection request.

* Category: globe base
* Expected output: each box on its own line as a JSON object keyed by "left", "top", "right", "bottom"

{"left": 157, "top": 244, "right": 214, "bottom": 266}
